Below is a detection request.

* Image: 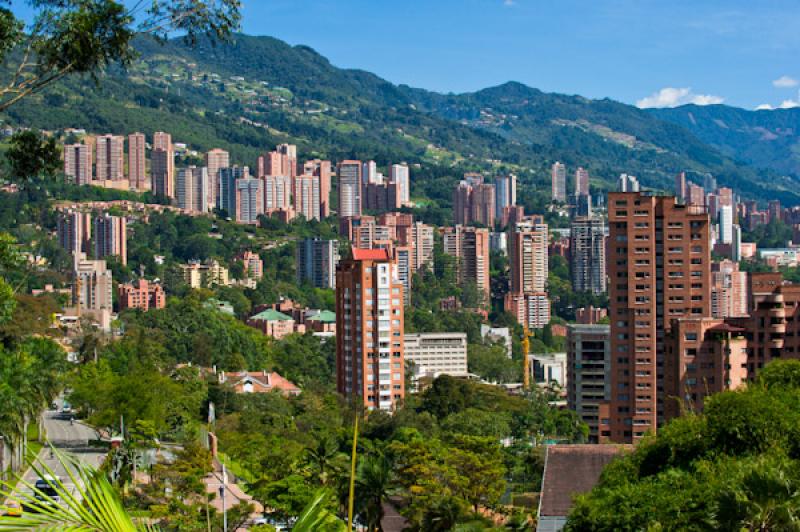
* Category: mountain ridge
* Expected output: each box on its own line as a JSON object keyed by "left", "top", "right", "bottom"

{"left": 1, "top": 32, "right": 798, "bottom": 204}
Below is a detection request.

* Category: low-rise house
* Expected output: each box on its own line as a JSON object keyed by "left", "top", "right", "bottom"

{"left": 247, "top": 308, "right": 299, "bottom": 339}
{"left": 218, "top": 370, "right": 301, "bottom": 396}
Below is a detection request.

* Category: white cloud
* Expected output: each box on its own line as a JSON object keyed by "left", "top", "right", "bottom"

{"left": 636, "top": 87, "right": 725, "bottom": 109}
{"left": 503, "top": 0, "right": 515, "bottom": 5}
{"left": 778, "top": 99, "right": 800, "bottom": 109}
{"left": 755, "top": 103, "right": 774, "bottom": 110}
{"left": 773, "top": 75, "right": 799, "bottom": 88}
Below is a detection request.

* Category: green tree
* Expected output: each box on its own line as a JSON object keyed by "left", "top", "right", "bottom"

{"left": 0, "top": 1, "right": 241, "bottom": 110}
{"left": 6, "top": 130, "right": 61, "bottom": 181}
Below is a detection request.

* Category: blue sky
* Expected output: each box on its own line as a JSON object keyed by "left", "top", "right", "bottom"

{"left": 237, "top": 0, "right": 800, "bottom": 110}
{"left": 11, "top": 1, "right": 800, "bottom": 109}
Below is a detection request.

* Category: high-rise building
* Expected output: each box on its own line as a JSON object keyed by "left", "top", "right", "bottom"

{"left": 362, "top": 160, "right": 378, "bottom": 184}
{"left": 400, "top": 221, "right": 434, "bottom": 272}
{"left": 567, "top": 324, "right": 611, "bottom": 443}
{"left": 235, "top": 177, "right": 264, "bottom": 224}
{"left": 453, "top": 180, "right": 473, "bottom": 225}
{"left": 205, "top": 148, "right": 230, "bottom": 207}
{"left": 93, "top": 213, "right": 127, "bottom": 265}
{"left": 675, "top": 172, "right": 687, "bottom": 201}
{"left": 687, "top": 182, "right": 705, "bottom": 207}
{"left": 263, "top": 174, "right": 292, "bottom": 213}
{"left": 118, "top": 279, "right": 166, "bottom": 312}
{"left": 607, "top": 192, "right": 711, "bottom": 443}
{"left": 63, "top": 144, "right": 92, "bottom": 185}
{"left": 176, "top": 166, "right": 209, "bottom": 213}
{"left": 336, "top": 248, "right": 405, "bottom": 411}
{"left": 73, "top": 254, "right": 113, "bottom": 329}
{"left": 294, "top": 174, "right": 322, "bottom": 221}
{"left": 152, "top": 132, "right": 174, "bottom": 198}
{"left": 94, "top": 135, "right": 124, "bottom": 181}
{"left": 128, "top": 133, "right": 147, "bottom": 190}
{"left": 509, "top": 216, "right": 549, "bottom": 294}
{"left": 470, "top": 183, "right": 496, "bottom": 227}
{"left": 504, "top": 292, "right": 551, "bottom": 329}
{"left": 337, "top": 160, "right": 362, "bottom": 218}
{"left": 443, "top": 225, "right": 491, "bottom": 302}
{"left": 768, "top": 200, "right": 782, "bottom": 223}
{"left": 617, "top": 173, "right": 640, "bottom": 192}
{"left": 151, "top": 149, "right": 172, "bottom": 198}
{"left": 363, "top": 181, "right": 401, "bottom": 213}
{"left": 570, "top": 216, "right": 607, "bottom": 295}
{"left": 710, "top": 259, "right": 748, "bottom": 318}
{"left": 217, "top": 166, "right": 249, "bottom": 214}
{"left": 297, "top": 238, "right": 340, "bottom": 289}
{"left": 494, "top": 174, "right": 517, "bottom": 217}
{"left": 575, "top": 167, "right": 590, "bottom": 198}
{"left": 551, "top": 162, "right": 567, "bottom": 202}
{"left": 390, "top": 164, "right": 411, "bottom": 206}
{"left": 303, "top": 159, "right": 332, "bottom": 218}
{"left": 57, "top": 209, "right": 91, "bottom": 256}
{"left": 703, "top": 173, "right": 717, "bottom": 193}
{"left": 238, "top": 251, "right": 264, "bottom": 280}
{"left": 719, "top": 204, "right": 734, "bottom": 244}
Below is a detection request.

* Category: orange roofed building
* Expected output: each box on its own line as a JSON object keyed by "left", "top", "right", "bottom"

{"left": 217, "top": 370, "right": 301, "bottom": 396}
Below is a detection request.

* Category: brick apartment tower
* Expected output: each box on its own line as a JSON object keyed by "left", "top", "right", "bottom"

{"left": 205, "top": 148, "right": 230, "bottom": 207}
{"left": 336, "top": 248, "right": 405, "bottom": 411}
{"left": 152, "top": 132, "right": 175, "bottom": 198}
{"left": 64, "top": 144, "right": 92, "bottom": 185}
{"left": 607, "top": 192, "right": 711, "bottom": 443}
{"left": 95, "top": 135, "right": 124, "bottom": 181}
{"left": 443, "top": 225, "right": 491, "bottom": 303}
{"left": 128, "top": 133, "right": 147, "bottom": 190}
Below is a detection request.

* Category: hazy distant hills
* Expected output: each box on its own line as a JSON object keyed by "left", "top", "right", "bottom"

{"left": 3, "top": 33, "right": 799, "bottom": 203}
{"left": 650, "top": 104, "right": 800, "bottom": 177}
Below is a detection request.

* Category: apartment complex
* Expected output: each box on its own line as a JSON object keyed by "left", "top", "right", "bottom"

{"left": 567, "top": 324, "right": 611, "bottom": 443}
{"left": 92, "top": 213, "right": 127, "bottom": 265}
{"left": 117, "top": 279, "right": 166, "bottom": 312}
{"left": 73, "top": 254, "right": 113, "bottom": 330}
{"left": 337, "top": 160, "right": 362, "bottom": 218}
{"left": 296, "top": 238, "right": 340, "bottom": 289}
{"left": 176, "top": 166, "right": 209, "bottom": 213}
{"left": 711, "top": 259, "right": 748, "bottom": 318}
{"left": 239, "top": 251, "right": 264, "bottom": 281}
{"left": 570, "top": 216, "right": 607, "bottom": 295}
{"left": 607, "top": 192, "right": 711, "bottom": 443}
{"left": 335, "top": 248, "right": 405, "bottom": 411}
{"left": 128, "top": 133, "right": 147, "bottom": 190}
{"left": 235, "top": 177, "right": 263, "bottom": 224}
{"left": 64, "top": 144, "right": 92, "bottom": 185}
{"left": 95, "top": 135, "right": 124, "bottom": 181}
{"left": 205, "top": 148, "right": 230, "bottom": 206}
{"left": 57, "top": 209, "right": 91, "bottom": 256}
{"left": 180, "top": 260, "right": 229, "bottom": 288}
{"left": 217, "top": 166, "right": 249, "bottom": 215}
{"left": 404, "top": 332, "right": 469, "bottom": 381}
{"left": 551, "top": 162, "right": 567, "bottom": 202}
{"left": 453, "top": 175, "right": 496, "bottom": 227}
{"left": 443, "top": 225, "right": 491, "bottom": 302}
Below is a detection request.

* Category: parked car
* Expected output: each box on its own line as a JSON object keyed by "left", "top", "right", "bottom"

{"left": 2, "top": 500, "right": 22, "bottom": 516}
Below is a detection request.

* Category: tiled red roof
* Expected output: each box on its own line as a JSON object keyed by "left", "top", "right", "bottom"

{"left": 539, "top": 444, "right": 631, "bottom": 517}
{"left": 352, "top": 248, "right": 391, "bottom": 261}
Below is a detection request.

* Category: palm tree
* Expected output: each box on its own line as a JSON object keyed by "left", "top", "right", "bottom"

{"left": 304, "top": 435, "right": 344, "bottom": 486}
{"left": 356, "top": 454, "right": 394, "bottom": 531}
{"left": 0, "top": 448, "right": 157, "bottom": 530}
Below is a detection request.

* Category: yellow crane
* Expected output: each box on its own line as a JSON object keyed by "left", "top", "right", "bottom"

{"left": 522, "top": 326, "right": 533, "bottom": 390}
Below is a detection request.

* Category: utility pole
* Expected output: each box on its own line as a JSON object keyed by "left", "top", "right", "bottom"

{"left": 220, "top": 463, "right": 228, "bottom": 532}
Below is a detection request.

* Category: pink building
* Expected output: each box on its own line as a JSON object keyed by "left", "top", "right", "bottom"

{"left": 118, "top": 279, "right": 166, "bottom": 311}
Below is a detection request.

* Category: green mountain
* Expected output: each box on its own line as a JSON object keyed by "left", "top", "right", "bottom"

{"left": 649, "top": 104, "right": 800, "bottom": 178}
{"left": 2, "top": 33, "right": 798, "bottom": 204}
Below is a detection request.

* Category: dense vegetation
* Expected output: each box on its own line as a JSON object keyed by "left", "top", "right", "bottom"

{"left": 2, "top": 33, "right": 798, "bottom": 207}
{"left": 566, "top": 360, "right": 800, "bottom": 531}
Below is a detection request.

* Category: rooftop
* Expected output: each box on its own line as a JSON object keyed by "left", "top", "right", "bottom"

{"left": 352, "top": 247, "right": 391, "bottom": 261}
{"left": 249, "top": 309, "right": 293, "bottom": 321}
{"left": 539, "top": 444, "right": 631, "bottom": 519}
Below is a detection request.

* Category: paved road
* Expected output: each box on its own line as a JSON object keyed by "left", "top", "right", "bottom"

{"left": 11, "top": 402, "right": 106, "bottom": 504}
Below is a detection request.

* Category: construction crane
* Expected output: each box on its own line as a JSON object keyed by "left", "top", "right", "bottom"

{"left": 522, "top": 327, "right": 533, "bottom": 390}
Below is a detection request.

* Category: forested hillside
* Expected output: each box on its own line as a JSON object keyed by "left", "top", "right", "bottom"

{"left": 2, "top": 33, "right": 798, "bottom": 204}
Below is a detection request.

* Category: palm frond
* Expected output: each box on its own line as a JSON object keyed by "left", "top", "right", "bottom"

{"left": 292, "top": 489, "right": 346, "bottom": 532}
{"left": 0, "top": 446, "right": 157, "bottom": 531}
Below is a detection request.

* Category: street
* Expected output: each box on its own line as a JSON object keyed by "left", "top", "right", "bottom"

{"left": 11, "top": 404, "right": 106, "bottom": 503}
